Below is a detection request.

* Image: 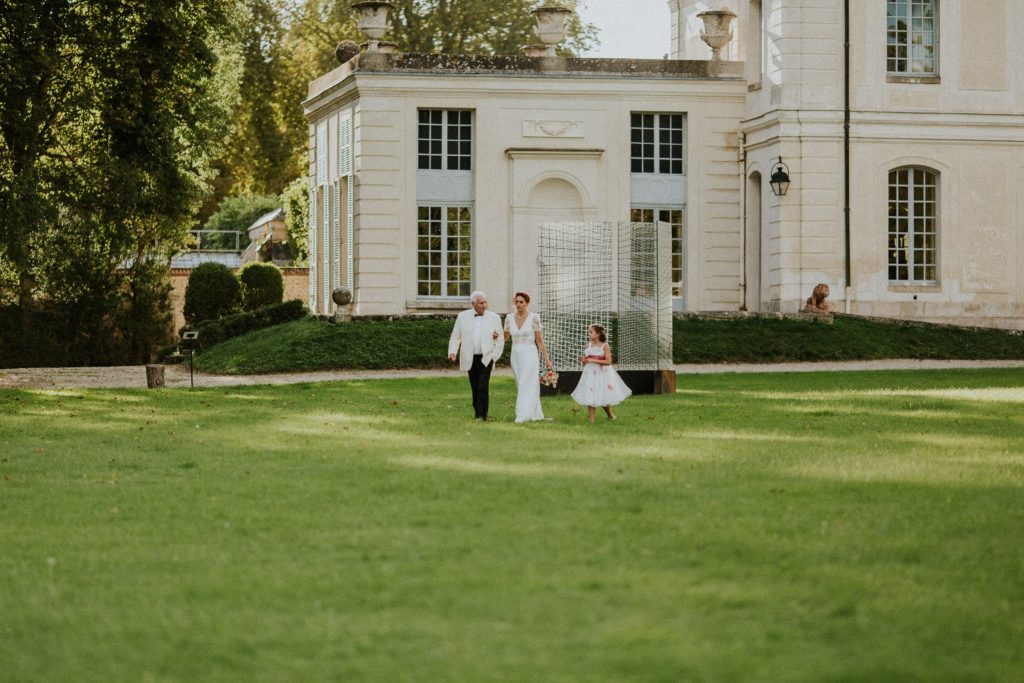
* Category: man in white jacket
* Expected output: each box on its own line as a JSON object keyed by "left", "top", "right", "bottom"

{"left": 448, "top": 291, "right": 505, "bottom": 421}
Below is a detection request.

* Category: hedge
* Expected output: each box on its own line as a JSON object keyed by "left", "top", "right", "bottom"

{"left": 192, "top": 299, "right": 307, "bottom": 349}
{"left": 183, "top": 262, "right": 241, "bottom": 326}
{"left": 239, "top": 262, "right": 284, "bottom": 310}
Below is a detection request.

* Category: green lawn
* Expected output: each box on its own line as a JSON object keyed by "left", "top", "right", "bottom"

{"left": 2, "top": 371, "right": 1023, "bottom": 681}
{"left": 192, "top": 315, "right": 1024, "bottom": 374}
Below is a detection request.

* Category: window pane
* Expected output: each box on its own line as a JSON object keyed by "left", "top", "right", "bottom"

{"left": 888, "top": 167, "right": 938, "bottom": 282}
{"left": 888, "top": 0, "right": 935, "bottom": 74}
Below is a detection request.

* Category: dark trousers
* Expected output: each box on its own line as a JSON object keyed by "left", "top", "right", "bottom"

{"left": 468, "top": 354, "right": 493, "bottom": 419}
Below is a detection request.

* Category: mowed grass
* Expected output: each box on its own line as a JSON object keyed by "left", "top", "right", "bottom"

{"left": 2, "top": 370, "right": 1023, "bottom": 682}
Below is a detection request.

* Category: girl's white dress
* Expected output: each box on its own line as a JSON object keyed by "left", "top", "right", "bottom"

{"left": 571, "top": 345, "right": 632, "bottom": 407}
{"left": 505, "top": 312, "right": 545, "bottom": 423}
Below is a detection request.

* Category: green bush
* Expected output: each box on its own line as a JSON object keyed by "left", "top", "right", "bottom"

{"left": 239, "top": 262, "right": 284, "bottom": 310}
{"left": 183, "top": 263, "right": 241, "bottom": 326}
{"left": 194, "top": 299, "right": 307, "bottom": 349}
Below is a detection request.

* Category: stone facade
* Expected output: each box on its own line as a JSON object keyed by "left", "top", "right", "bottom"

{"left": 305, "top": 1, "right": 1024, "bottom": 329}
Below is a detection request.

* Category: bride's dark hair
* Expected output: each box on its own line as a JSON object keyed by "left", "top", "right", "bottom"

{"left": 514, "top": 291, "right": 530, "bottom": 303}
{"left": 588, "top": 323, "right": 607, "bottom": 342}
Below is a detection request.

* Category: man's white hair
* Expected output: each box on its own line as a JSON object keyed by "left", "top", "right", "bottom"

{"left": 469, "top": 290, "right": 487, "bottom": 303}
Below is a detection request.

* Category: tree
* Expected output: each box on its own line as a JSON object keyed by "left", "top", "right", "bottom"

{"left": 203, "top": 193, "right": 281, "bottom": 249}
{"left": 281, "top": 175, "right": 309, "bottom": 265}
{"left": 0, "top": 0, "right": 244, "bottom": 364}
{"left": 201, "top": 0, "right": 296, "bottom": 224}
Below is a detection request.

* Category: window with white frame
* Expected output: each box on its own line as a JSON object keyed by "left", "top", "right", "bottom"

{"left": 888, "top": 167, "right": 938, "bottom": 283}
{"left": 417, "top": 205, "right": 472, "bottom": 297}
{"left": 418, "top": 110, "right": 472, "bottom": 171}
{"left": 631, "top": 113, "right": 684, "bottom": 175}
{"left": 887, "top": 0, "right": 937, "bottom": 75}
{"left": 748, "top": 0, "right": 764, "bottom": 83}
{"left": 630, "top": 207, "right": 685, "bottom": 299}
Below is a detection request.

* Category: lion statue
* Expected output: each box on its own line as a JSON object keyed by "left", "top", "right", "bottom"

{"left": 804, "top": 283, "right": 831, "bottom": 313}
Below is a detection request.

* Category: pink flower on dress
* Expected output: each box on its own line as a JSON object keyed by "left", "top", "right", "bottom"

{"left": 607, "top": 384, "right": 613, "bottom": 390}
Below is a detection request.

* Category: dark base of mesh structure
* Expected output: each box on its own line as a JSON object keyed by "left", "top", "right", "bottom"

{"left": 542, "top": 370, "right": 676, "bottom": 397}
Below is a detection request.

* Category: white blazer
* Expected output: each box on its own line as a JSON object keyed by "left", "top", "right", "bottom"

{"left": 448, "top": 309, "right": 505, "bottom": 371}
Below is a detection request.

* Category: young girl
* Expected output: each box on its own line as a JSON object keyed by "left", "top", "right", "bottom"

{"left": 571, "top": 323, "right": 632, "bottom": 423}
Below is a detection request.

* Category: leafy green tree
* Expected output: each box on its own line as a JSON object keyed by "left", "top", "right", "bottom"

{"left": 281, "top": 175, "right": 310, "bottom": 265}
{"left": 203, "top": 193, "right": 280, "bottom": 249}
{"left": 202, "top": 0, "right": 296, "bottom": 223}
{"left": 0, "top": 0, "right": 244, "bottom": 363}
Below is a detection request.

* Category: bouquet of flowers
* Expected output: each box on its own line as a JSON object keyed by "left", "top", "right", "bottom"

{"left": 539, "top": 368, "right": 559, "bottom": 388}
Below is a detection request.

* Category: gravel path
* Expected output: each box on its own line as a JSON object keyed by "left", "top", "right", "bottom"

{"left": 2, "top": 359, "right": 1023, "bottom": 390}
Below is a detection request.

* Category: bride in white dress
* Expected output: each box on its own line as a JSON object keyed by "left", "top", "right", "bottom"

{"left": 504, "top": 292, "right": 553, "bottom": 423}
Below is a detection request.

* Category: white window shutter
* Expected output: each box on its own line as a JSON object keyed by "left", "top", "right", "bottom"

{"left": 339, "top": 112, "right": 354, "bottom": 291}
{"left": 308, "top": 185, "right": 317, "bottom": 313}
{"left": 331, "top": 180, "right": 341, "bottom": 293}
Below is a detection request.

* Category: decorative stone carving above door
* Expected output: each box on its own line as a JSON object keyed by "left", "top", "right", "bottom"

{"left": 522, "top": 120, "right": 584, "bottom": 138}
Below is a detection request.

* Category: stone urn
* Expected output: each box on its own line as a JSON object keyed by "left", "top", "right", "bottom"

{"left": 332, "top": 288, "right": 353, "bottom": 322}
{"left": 352, "top": 1, "right": 395, "bottom": 52}
{"left": 530, "top": 6, "right": 573, "bottom": 57}
{"left": 697, "top": 9, "right": 737, "bottom": 62}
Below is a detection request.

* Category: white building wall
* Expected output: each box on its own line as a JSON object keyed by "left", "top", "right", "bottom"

{"left": 735, "top": 0, "right": 1024, "bottom": 327}
{"left": 309, "top": 70, "right": 745, "bottom": 316}
{"left": 306, "top": 1, "right": 1024, "bottom": 327}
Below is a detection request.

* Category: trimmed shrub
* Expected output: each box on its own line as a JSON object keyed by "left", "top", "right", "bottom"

{"left": 183, "top": 262, "right": 241, "bottom": 326}
{"left": 194, "top": 299, "right": 307, "bottom": 349}
{"left": 239, "top": 262, "right": 284, "bottom": 311}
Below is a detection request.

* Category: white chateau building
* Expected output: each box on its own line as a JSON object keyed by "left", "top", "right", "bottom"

{"left": 304, "top": 1, "right": 1024, "bottom": 329}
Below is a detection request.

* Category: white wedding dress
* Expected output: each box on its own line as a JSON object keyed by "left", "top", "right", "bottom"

{"left": 505, "top": 312, "right": 545, "bottom": 423}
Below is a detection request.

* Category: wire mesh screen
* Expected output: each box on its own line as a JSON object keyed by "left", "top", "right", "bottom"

{"left": 538, "top": 221, "right": 672, "bottom": 372}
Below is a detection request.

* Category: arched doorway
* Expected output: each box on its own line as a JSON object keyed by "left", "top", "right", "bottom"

{"left": 512, "top": 176, "right": 590, "bottom": 299}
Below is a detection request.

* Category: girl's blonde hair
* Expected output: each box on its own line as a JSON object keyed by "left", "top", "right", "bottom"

{"left": 588, "top": 323, "right": 607, "bottom": 343}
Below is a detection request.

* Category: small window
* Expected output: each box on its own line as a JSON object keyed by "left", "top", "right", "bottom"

{"left": 888, "top": 167, "right": 938, "bottom": 283}
{"left": 417, "top": 205, "right": 472, "bottom": 297}
{"left": 887, "top": 0, "right": 937, "bottom": 75}
{"left": 630, "top": 207, "right": 685, "bottom": 298}
{"left": 418, "top": 110, "right": 472, "bottom": 171}
{"left": 631, "top": 113, "right": 684, "bottom": 175}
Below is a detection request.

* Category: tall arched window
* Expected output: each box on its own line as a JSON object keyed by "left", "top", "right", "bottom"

{"left": 888, "top": 167, "right": 938, "bottom": 283}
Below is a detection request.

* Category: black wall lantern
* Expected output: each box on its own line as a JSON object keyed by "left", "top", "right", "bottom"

{"left": 770, "top": 157, "right": 791, "bottom": 197}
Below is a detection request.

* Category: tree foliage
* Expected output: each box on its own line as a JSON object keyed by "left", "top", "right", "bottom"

{"left": 221, "top": 0, "right": 598, "bottom": 215}
{"left": 203, "top": 193, "right": 280, "bottom": 249}
{"left": 281, "top": 175, "right": 310, "bottom": 265}
{"left": 184, "top": 262, "right": 243, "bottom": 326}
{"left": 0, "top": 0, "right": 244, "bottom": 364}
{"left": 239, "top": 261, "right": 285, "bottom": 310}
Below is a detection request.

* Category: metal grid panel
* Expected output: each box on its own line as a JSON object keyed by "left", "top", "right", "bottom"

{"left": 538, "top": 222, "right": 614, "bottom": 371}
{"left": 538, "top": 221, "right": 671, "bottom": 373}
